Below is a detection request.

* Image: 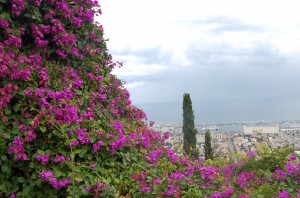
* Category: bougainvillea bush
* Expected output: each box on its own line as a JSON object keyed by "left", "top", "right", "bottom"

{"left": 0, "top": 0, "right": 300, "bottom": 197}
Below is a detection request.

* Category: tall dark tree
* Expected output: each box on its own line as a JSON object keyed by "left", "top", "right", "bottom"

{"left": 204, "top": 130, "right": 214, "bottom": 160}
{"left": 182, "top": 93, "right": 199, "bottom": 158}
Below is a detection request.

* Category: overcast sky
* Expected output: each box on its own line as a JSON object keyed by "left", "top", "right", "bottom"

{"left": 98, "top": 0, "right": 300, "bottom": 123}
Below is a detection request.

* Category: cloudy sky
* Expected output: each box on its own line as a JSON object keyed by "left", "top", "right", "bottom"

{"left": 98, "top": 0, "right": 300, "bottom": 123}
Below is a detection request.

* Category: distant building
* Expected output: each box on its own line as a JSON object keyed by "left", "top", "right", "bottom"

{"left": 280, "top": 127, "right": 300, "bottom": 133}
{"left": 243, "top": 124, "right": 279, "bottom": 135}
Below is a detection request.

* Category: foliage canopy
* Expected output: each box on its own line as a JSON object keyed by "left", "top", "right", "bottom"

{"left": 0, "top": 0, "right": 299, "bottom": 197}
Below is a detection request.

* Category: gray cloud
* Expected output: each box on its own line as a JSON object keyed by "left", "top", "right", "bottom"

{"left": 186, "top": 41, "right": 285, "bottom": 68}
{"left": 187, "top": 16, "right": 264, "bottom": 33}
{"left": 112, "top": 46, "right": 173, "bottom": 65}
{"left": 119, "top": 41, "right": 300, "bottom": 103}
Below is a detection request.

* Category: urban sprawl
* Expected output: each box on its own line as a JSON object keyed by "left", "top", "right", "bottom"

{"left": 152, "top": 120, "right": 300, "bottom": 158}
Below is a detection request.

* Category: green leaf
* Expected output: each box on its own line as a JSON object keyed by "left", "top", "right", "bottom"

{"left": 113, "top": 178, "right": 120, "bottom": 184}
{"left": 72, "top": 166, "right": 81, "bottom": 173}
{"left": 0, "top": 184, "right": 6, "bottom": 191}
{"left": 22, "top": 186, "right": 31, "bottom": 196}
{"left": 13, "top": 104, "right": 21, "bottom": 112}
{"left": 53, "top": 167, "right": 63, "bottom": 177}
{"left": 39, "top": 126, "right": 46, "bottom": 133}
{"left": 4, "top": 108, "right": 11, "bottom": 115}
{"left": 87, "top": 153, "right": 92, "bottom": 160}
{"left": 60, "top": 123, "right": 67, "bottom": 131}
{"left": 1, "top": 155, "right": 7, "bottom": 161}
{"left": 71, "top": 152, "right": 75, "bottom": 161}
{"left": 12, "top": 29, "right": 20, "bottom": 35}
{"left": 90, "top": 136, "right": 97, "bottom": 143}
{"left": 73, "top": 149, "right": 82, "bottom": 154}
{"left": 37, "top": 150, "right": 45, "bottom": 155}
{"left": 79, "top": 146, "right": 89, "bottom": 158}
{"left": 1, "top": 164, "right": 10, "bottom": 174}
{"left": 0, "top": 0, "right": 7, "bottom": 3}
{"left": 17, "top": 90, "right": 25, "bottom": 96}
{"left": 17, "top": 177, "right": 26, "bottom": 183}
{"left": 75, "top": 174, "right": 84, "bottom": 182}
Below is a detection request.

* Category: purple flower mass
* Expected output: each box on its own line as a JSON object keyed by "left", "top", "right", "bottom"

{"left": 50, "top": 178, "right": 70, "bottom": 189}
{"left": 36, "top": 154, "right": 50, "bottom": 165}
{"left": 0, "top": 19, "right": 10, "bottom": 29}
{"left": 278, "top": 191, "right": 290, "bottom": 198}
{"left": 165, "top": 185, "right": 175, "bottom": 196}
{"left": 2, "top": 0, "right": 300, "bottom": 196}
{"left": 40, "top": 171, "right": 53, "bottom": 181}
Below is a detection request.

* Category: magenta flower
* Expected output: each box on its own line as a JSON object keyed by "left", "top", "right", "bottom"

{"left": 56, "top": 49, "right": 67, "bottom": 59}
{"left": 222, "top": 188, "right": 234, "bottom": 197}
{"left": 164, "top": 132, "right": 170, "bottom": 139}
{"left": 180, "top": 157, "right": 189, "bottom": 166}
{"left": 165, "top": 185, "right": 175, "bottom": 196}
{"left": 90, "top": 164, "right": 96, "bottom": 169}
{"left": 40, "top": 171, "right": 53, "bottom": 181}
{"left": 36, "top": 154, "right": 50, "bottom": 165}
{"left": 278, "top": 191, "right": 290, "bottom": 198}
{"left": 49, "top": 177, "right": 70, "bottom": 189}
{"left": 72, "top": 17, "right": 83, "bottom": 29}
{"left": 289, "top": 155, "right": 296, "bottom": 161}
{"left": 246, "top": 151, "right": 256, "bottom": 158}
{"left": 237, "top": 172, "right": 256, "bottom": 188}
{"left": 24, "top": 130, "right": 37, "bottom": 142}
{"left": 70, "top": 140, "right": 79, "bottom": 147}
{"left": 8, "top": 137, "right": 26, "bottom": 161}
{"left": 54, "top": 156, "right": 65, "bottom": 163}
{"left": 286, "top": 162, "right": 296, "bottom": 175}
{"left": 4, "top": 35, "right": 22, "bottom": 48}
{"left": 19, "top": 124, "right": 27, "bottom": 133}
{"left": 184, "top": 165, "right": 194, "bottom": 176}
{"left": 17, "top": 153, "right": 27, "bottom": 161}
{"left": 113, "top": 120, "right": 123, "bottom": 135}
{"left": 210, "top": 192, "right": 222, "bottom": 198}
{"left": 152, "top": 178, "right": 160, "bottom": 185}
{"left": 85, "top": 186, "right": 91, "bottom": 192}
{"left": 35, "top": 38, "right": 49, "bottom": 48}
{"left": 0, "top": 19, "right": 10, "bottom": 29}
{"left": 93, "top": 140, "right": 102, "bottom": 152}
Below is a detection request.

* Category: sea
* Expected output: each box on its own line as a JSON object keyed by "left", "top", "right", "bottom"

{"left": 135, "top": 100, "right": 300, "bottom": 132}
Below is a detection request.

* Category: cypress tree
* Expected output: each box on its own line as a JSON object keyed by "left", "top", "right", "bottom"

{"left": 204, "top": 130, "right": 214, "bottom": 160}
{"left": 182, "top": 93, "right": 199, "bottom": 158}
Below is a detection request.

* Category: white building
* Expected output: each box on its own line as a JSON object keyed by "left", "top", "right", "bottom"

{"left": 243, "top": 124, "right": 279, "bottom": 135}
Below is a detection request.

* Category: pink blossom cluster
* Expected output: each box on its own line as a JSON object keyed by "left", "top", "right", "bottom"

{"left": 0, "top": 84, "right": 18, "bottom": 108}
{"left": 272, "top": 160, "right": 300, "bottom": 182}
{"left": 0, "top": 19, "right": 10, "bottom": 29}
{"left": 40, "top": 171, "right": 70, "bottom": 190}
{"left": 237, "top": 172, "right": 257, "bottom": 188}
{"left": 31, "top": 24, "right": 50, "bottom": 48}
{"left": 36, "top": 154, "right": 50, "bottom": 165}
{"left": 145, "top": 149, "right": 163, "bottom": 164}
{"left": 10, "top": 0, "right": 26, "bottom": 16}
{"left": 7, "top": 137, "right": 27, "bottom": 161}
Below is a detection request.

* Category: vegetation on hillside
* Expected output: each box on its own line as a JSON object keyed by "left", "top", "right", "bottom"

{"left": 204, "top": 130, "right": 214, "bottom": 160}
{"left": 182, "top": 93, "right": 198, "bottom": 159}
{"left": 0, "top": 0, "right": 299, "bottom": 197}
